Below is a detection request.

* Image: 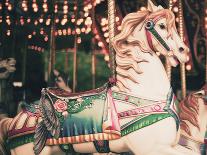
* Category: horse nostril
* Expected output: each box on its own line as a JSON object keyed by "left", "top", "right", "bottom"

{"left": 179, "top": 47, "right": 184, "bottom": 52}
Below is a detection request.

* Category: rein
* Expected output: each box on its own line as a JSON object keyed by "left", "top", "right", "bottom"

{"left": 145, "top": 18, "right": 171, "bottom": 54}
{"left": 178, "top": 134, "right": 204, "bottom": 153}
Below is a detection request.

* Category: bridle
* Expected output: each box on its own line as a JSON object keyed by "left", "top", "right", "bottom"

{"left": 145, "top": 17, "right": 172, "bottom": 56}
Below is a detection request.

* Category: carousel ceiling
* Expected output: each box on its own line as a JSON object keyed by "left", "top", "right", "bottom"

{"left": 0, "top": 0, "right": 206, "bottom": 78}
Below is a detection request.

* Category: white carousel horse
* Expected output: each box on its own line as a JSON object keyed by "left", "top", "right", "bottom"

{"left": 0, "top": 1, "right": 195, "bottom": 155}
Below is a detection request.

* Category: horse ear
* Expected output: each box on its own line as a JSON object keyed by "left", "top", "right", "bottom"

{"left": 147, "top": 0, "right": 156, "bottom": 12}
{"left": 147, "top": 0, "right": 164, "bottom": 12}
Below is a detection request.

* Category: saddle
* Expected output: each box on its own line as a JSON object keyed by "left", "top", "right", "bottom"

{"left": 46, "top": 84, "right": 108, "bottom": 99}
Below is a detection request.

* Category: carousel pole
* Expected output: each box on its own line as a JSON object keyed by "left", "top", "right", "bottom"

{"left": 73, "top": 0, "right": 78, "bottom": 92}
{"left": 108, "top": 0, "right": 116, "bottom": 80}
{"left": 178, "top": 0, "right": 186, "bottom": 99}
{"left": 205, "top": 1, "right": 207, "bottom": 83}
{"left": 48, "top": 0, "right": 56, "bottom": 84}
{"left": 165, "top": 0, "right": 173, "bottom": 80}
{"left": 65, "top": 48, "right": 69, "bottom": 74}
{"left": 91, "top": 0, "right": 96, "bottom": 89}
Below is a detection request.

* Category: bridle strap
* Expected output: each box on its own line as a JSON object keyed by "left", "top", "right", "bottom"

{"left": 145, "top": 29, "right": 155, "bottom": 52}
{"left": 145, "top": 19, "right": 171, "bottom": 52}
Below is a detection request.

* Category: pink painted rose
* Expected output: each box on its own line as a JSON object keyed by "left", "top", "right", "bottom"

{"left": 54, "top": 99, "right": 67, "bottom": 112}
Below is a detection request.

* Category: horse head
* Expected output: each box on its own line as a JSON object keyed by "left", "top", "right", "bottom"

{"left": 113, "top": 0, "right": 189, "bottom": 68}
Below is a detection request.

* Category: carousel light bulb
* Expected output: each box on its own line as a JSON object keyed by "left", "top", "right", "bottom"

{"left": 58, "top": 30, "right": 62, "bottom": 36}
{"left": 95, "top": 35, "right": 99, "bottom": 39}
{"left": 67, "top": 28, "right": 71, "bottom": 34}
{"left": 76, "top": 28, "right": 81, "bottom": 34}
{"left": 71, "top": 18, "right": 75, "bottom": 23}
{"left": 34, "top": 7, "right": 38, "bottom": 12}
{"left": 104, "top": 32, "right": 109, "bottom": 38}
{"left": 8, "top": 4, "right": 12, "bottom": 11}
{"left": 23, "top": 7, "right": 28, "bottom": 12}
{"left": 106, "top": 38, "right": 109, "bottom": 43}
{"left": 84, "top": 12, "right": 89, "bottom": 17}
{"left": 44, "top": 8, "right": 48, "bottom": 12}
{"left": 74, "top": 6, "right": 77, "bottom": 10}
{"left": 22, "top": 1, "right": 26, "bottom": 8}
{"left": 104, "top": 55, "right": 109, "bottom": 61}
{"left": 84, "top": 7, "right": 88, "bottom": 12}
{"left": 6, "top": 30, "right": 11, "bottom": 36}
{"left": 77, "top": 20, "right": 81, "bottom": 25}
{"left": 63, "top": 9, "right": 68, "bottom": 14}
{"left": 87, "top": 4, "right": 92, "bottom": 9}
{"left": 0, "top": 4, "right": 2, "bottom": 10}
{"left": 43, "top": 3, "right": 47, "bottom": 9}
{"left": 98, "top": 41, "right": 103, "bottom": 47}
{"left": 63, "top": 5, "right": 68, "bottom": 10}
{"left": 27, "top": 18, "right": 31, "bottom": 23}
{"left": 32, "top": 3, "right": 37, "bottom": 8}
{"left": 173, "top": 7, "right": 179, "bottom": 13}
{"left": 116, "top": 17, "right": 119, "bottom": 22}
{"left": 46, "top": 19, "right": 51, "bottom": 25}
{"left": 44, "top": 36, "right": 48, "bottom": 42}
{"left": 81, "top": 27, "right": 86, "bottom": 32}
{"left": 28, "top": 35, "right": 32, "bottom": 39}
{"left": 34, "top": 20, "right": 38, "bottom": 25}
{"left": 77, "top": 37, "right": 81, "bottom": 44}
{"left": 186, "top": 64, "right": 192, "bottom": 71}
{"left": 63, "top": 29, "right": 67, "bottom": 35}
{"left": 54, "top": 18, "right": 58, "bottom": 23}
{"left": 40, "top": 30, "right": 44, "bottom": 35}
{"left": 39, "top": 18, "right": 43, "bottom": 23}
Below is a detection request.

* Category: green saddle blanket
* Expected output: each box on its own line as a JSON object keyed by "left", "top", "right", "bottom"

{"left": 40, "top": 86, "right": 121, "bottom": 145}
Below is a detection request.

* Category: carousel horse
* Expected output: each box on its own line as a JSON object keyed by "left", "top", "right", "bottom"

{"left": 0, "top": 58, "right": 16, "bottom": 79}
{"left": 174, "top": 85, "right": 207, "bottom": 155}
{"left": 0, "top": 1, "right": 195, "bottom": 155}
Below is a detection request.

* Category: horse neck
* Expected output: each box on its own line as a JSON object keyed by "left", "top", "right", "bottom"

{"left": 114, "top": 47, "right": 171, "bottom": 101}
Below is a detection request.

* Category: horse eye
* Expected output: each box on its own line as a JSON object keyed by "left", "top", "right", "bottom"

{"left": 159, "top": 24, "right": 166, "bottom": 30}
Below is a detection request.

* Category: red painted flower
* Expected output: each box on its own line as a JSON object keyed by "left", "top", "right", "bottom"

{"left": 54, "top": 99, "right": 67, "bottom": 113}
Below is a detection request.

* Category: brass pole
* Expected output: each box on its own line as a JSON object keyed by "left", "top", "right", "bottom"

{"left": 73, "top": 0, "right": 78, "bottom": 92}
{"left": 108, "top": 0, "right": 116, "bottom": 80}
{"left": 48, "top": 11, "right": 56, "bottom": 84}
{"left": 165, "top": 0, "right": 173, "bottom": 80}
{"left": 178, "top": 0, "right": 186, "bottom": 99}
{"left": 65, "top": 48, "right": 69, "bottom": 73}
{"left": 91, "top": 0, "right": 96, "bottom": 89}
{"left": 205, "top": 1, "right": 207, "bottom": 83}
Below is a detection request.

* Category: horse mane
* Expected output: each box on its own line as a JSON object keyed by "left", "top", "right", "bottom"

{"left": 179, "top": 92, "right": 200, "bottom": 136}
{"left": 112, "top": 9, "right": 176, "bottom": 91}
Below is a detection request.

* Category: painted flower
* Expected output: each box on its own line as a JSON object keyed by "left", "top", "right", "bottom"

{"left": 54, "top": 99, "right": 67, "bottom": 113}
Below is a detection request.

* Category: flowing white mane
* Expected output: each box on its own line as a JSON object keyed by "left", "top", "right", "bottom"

{"left": 112, "top": 9, "right": 176, "bottom": 92}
